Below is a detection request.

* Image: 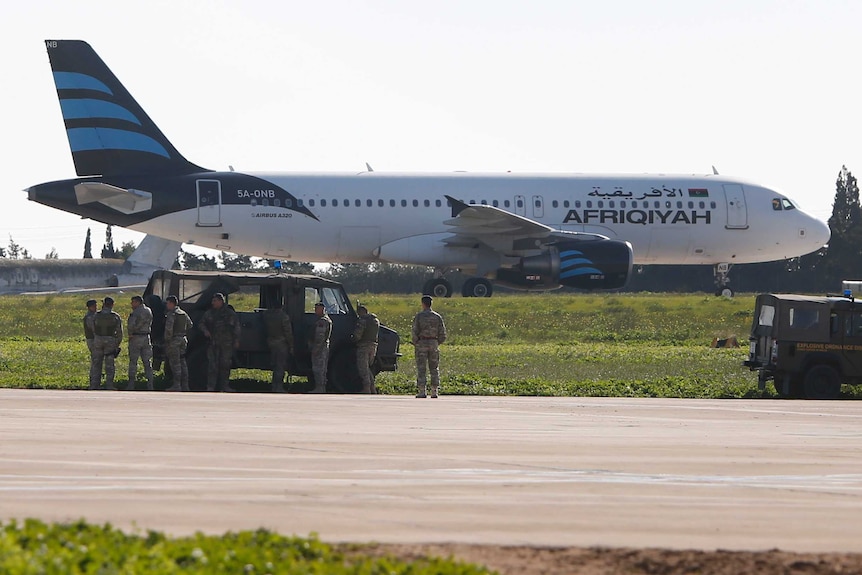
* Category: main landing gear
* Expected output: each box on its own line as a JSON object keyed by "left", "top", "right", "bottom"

{"left": 714, "top": 263, "right": 734, "bottom": 297}
{"left": 421, "top": 275, "right": 494, "bottom": 298}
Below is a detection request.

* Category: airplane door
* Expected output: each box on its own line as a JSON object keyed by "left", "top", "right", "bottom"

{"left": 514, "top": 195, "right": 526, "bottom": 216}
{"left": 723, "top": 184, "right": 748, "bottom": 229}
{"left": 532, "top": 195, "right": 544, "bottom": 218}
{"left": 196, "top": 179, "right": 222, "bottom": 227}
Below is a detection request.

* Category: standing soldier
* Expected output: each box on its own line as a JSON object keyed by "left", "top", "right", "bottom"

{"left": 411, "top": 294, "right": 446, "bottom": 398}
{"left": 309, "top": 302, "right": 332, "bottom": 393}
{"left": 353, "top": 304, "right": 380, "bottom": 394}
{"left": 163, "top": 295, "right": 193, "bottom": 392}
{"left": 264, "top": 304, "right": 294, "bottom": 393}
{"left": 127, "top": 295, "right": 154, "bottom": 391}
{"left": 92, "top": 296, "right": 124, "bottom": 391}
{"left": 83, "top": 299, "right": 99, "bottom": 390}
{"left": 200, "top": 292, "right": 240, "bottom": 392}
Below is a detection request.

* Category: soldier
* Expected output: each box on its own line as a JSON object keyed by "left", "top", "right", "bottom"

{"left": 91, "top": 296, "right": 124, "bottom": 391}
{"left": 127, "top": 295, "right": 154, "bottom": 391}
{"left": 200, "top": 292, "right": 240, "bottom": 392}
{"left": 83, "top": 299, "right": 99, "bottom": 390}
{"left": 309, "top": 302, "right": 332, "bottom": 393}
{"left": 411, "top": 294, "right": 446, "bottom": 398}
{"left": 163, "top": 295, "right": 193, "bottom": 392}
{"left": 264, "top": 304, "right": 294, "bottom": 393}
{"left": 353, "top": 304, "right": 380, "bottom": 394}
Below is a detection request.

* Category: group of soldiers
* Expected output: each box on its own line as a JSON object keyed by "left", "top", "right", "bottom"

{"left": 84, "top": 292, "right": 446, "bottom": 397}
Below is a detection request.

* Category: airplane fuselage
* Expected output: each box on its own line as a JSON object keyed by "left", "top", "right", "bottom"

{"left": 31, "top": 170, "right": 828, "bottom": 271}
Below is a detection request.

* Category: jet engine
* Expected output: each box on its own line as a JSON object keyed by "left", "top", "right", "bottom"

{"left": 497, "top": 239, "right": 633, "bottom": 291}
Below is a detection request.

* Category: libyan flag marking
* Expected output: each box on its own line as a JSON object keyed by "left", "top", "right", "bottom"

{"left": 688, "top": 188, "right": 709, "bottom": 197}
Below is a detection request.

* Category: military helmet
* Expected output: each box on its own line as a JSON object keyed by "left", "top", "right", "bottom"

{"left": 212, "top": 293, "right": 225, "bottom": 302}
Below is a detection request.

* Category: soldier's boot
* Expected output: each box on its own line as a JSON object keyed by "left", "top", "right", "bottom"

{"left": 430, "top": 386, "right": 439, "bottom": 399}
{"left": 180, "top": 380, "right": 190, "bottom": 392}
{"left": 146, "top": 377, "right": 154, "bottom": 391}
{"left": 126, "top": 381, "right": 135, "bottom": 391}
{"left": 416, "top": 383, "right": 427, "bottom": 398}
{"left": 272, "top": 382, "right": 286, "bottom": 394}
{"left": 165, "top": 382, "right": 181, "bottom": 392}
{"left": 105, "top": 379, "right": 116, "bottom": 391}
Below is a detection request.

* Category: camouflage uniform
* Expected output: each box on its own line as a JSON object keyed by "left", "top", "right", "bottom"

{"left": 201, "top": 304, "right": 240, "bottom": 392}
{"left": 264, "top": 307, "right": 294, "bottom": 393}
{"left": 353, "top": 312, "right": 380, "bottom": 394}
{"left": 310, "top": 311, "right": 332, "bottom": 393}
{"left": 127, "top": 303, "right": 154, "bottom": 390}
{"left": 83, "top": 307, "right": 98, "bottom": 389}
{"left": 411, "top": 307, "right": 446, "bottom": 398}
{"left": 92, "top": 307, "right": 124, "bottom": 390}
{"left": 164, "top": 306, "right": 193, "bottom": 391}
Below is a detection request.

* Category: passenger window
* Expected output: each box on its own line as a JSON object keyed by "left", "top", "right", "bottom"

{"left": 586, "top": 201, "right": 592, "bottom": 208}
{"left": 688, "top": 201, "right": 693, "bottom": 209}
{"left": 401, "top": 199, "right": 407, "bottom": 207}
{"left": 273, "top": 199, "right": 281, "bottom": 207}
{"left": 332, "top": 199, "right": 338, "bottom": 207}
{"left": 608, "top": 201, "right": 614, "bottom": 208}
{"left": 676, "top": 201, "right": 682, "bottom": 208}
{"left": 710, "top": 201, "right": 716, "bottom": 209}
{"left": 516, "top": 199, "right": 524, "bottom": 208}
{"left": 413, "top": 199, "right": 419, "bottom": 207}
{"left": 493, "top": 200, "right": 500, "bottom": 207}
{"left": 424, "top": 199, "right": 430, "bottom": 207}
{"left": 699, "top": 201, "right": 705, "bottom": 209}
{"left": 504, "top": 200, "right": 510, "bottom": 208}
{"left": 321, "top": 199, "right": 326, "bottom": 207}
{"left": 378, "top": 199, "right": 384, "bottom": 207}
{"left": 366, "top": 199, "right": 372, "bottom": 207}
{"left": 355, "top": 199, "right": 361, "bottom": 207}
{"left": 564, "top": 200, "right": 570, "bottom": 208}
{"left": 309, "top": 199, "right": 315, "bottom": 207}
{"left": 390, "top": 199, "right": 395, "bottom": 207}
{"left": 435, "top": 199, "right": 441, "bottom": 207}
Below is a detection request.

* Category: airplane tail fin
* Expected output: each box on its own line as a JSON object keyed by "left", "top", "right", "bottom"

{"left": 45, "top": 40, "right": 206, "bottom": 177}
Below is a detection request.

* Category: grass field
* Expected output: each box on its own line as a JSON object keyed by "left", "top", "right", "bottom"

{"left": 0, "top": 291, "right": 855, "bottom": 398}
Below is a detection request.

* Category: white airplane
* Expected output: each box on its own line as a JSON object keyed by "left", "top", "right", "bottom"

{"left": 28, "top": 40, "right": 830, "bottom": 297}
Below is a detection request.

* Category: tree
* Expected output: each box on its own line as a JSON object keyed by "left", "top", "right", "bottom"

{"left": 101, "top": 225, "right": 117, "bottom": 259}
{"left": 180, "top": 249, "right": 218, "bottom": 271}
{"left": 819, "top": 166, "right": 862, "bottom": 287}
{"left": 219, "top": 251, "right": 267, "bottom": 271}
{"left": 83, "top": 228, "right": 93, "bottom": 259}
{"left": 118, "top": 240, "right": 136, "bottom": 260}
{"left": 6, "top": 236, "right": 29, "bottom": 260}
{"left": 45, "top": 248, "right": 59, "bottom": 259}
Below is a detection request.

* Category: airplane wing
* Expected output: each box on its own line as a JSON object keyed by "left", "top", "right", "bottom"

{"left": 74, "top": 182, "right": 152, "bottom": 215}
{"left": 442, "top": 195, "right": 604, "bottom": 253}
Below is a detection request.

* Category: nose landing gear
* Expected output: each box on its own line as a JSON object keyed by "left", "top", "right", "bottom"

{"left": 714, "top": 263, "right": 733, "bottom": 297}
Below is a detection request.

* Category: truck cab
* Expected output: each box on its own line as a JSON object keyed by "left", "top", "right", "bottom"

{"left": 143, "top": 269, "right": 400, "bottom": 392}
{"left": 745, "top": 293, "right": 862, "bottom": 399}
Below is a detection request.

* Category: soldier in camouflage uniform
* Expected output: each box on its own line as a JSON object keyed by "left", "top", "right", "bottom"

{"left": 201, "top": 292, "right": 240, "bottom": 392}
{"left": 411, "top": 295, "right": 446, "bottom": 398}
{"left": 163, "top": 295, "right": 193, "bottom": 392}
{"left": 91, "top": 296, "right": 124, "bottom": 391}
{"left": 353, "top": 304, "right": 380, "bottom": 394}
{"left": 309, "top": 302, "right": 332, "bottom": 393}
{"left": 126, "top": 295, "right": 154, "bottom": 391}
{"left": 264, "top": 304, "right": 294, "bottom": 393}
{"left": 83, "top": 299, "right": 99, "bottom": 390}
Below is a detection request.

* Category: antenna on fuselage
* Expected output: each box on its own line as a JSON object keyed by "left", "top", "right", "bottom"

{"left": 712, "top": 165, "right": 719, "bottom": 175}
{"left": 366, "top": 163, "right": 374, "bottom": 172}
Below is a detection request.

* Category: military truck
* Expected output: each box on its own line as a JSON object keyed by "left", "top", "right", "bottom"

{"left": 142, "top": 270, "right": 400, "bottom": 392}
{"left": 744, "top": 293, "right": 862, "bottom": 399}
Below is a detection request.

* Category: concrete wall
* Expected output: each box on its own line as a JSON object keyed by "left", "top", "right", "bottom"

{"left": 0, "top": 259, "right": 125, "bottom": 294}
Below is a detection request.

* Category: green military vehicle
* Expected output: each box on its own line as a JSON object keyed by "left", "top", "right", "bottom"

{"left": 143, "top": 269, "right": 400, "bottom": 392}
{"left": 744, "top": 292, "right": 862, "bottom": 399}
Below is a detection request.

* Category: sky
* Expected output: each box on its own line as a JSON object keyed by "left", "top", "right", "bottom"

{"left": 2, "top": 0, "right": 860, "bottom": 259}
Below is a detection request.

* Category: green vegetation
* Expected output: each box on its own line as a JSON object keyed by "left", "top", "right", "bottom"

{"left": 4, "top": 291, "right": 858, "bottom": 398}
{"left": 0, "top": 519, "right": 492, "bottom": 574}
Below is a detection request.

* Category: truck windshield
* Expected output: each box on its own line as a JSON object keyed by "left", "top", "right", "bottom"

{"left": 304, "top": 286, "right": 351, "bottom": 314}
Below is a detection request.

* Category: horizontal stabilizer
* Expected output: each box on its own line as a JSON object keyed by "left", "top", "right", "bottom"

{"left": 74, "top": 182, "right": 152, "bottom": 214}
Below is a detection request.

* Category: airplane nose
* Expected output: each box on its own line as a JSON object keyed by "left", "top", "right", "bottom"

{"left": 805, "top": 217, "right": 831, "bottom": 249}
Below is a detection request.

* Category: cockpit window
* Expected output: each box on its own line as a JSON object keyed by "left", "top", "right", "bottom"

{"left": 772, "top": 198, "right": 797, "bottom": 211}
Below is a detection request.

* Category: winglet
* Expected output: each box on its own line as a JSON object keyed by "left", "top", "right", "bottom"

{"left": 445, "top": 195, "right": 469, "bottom": 217}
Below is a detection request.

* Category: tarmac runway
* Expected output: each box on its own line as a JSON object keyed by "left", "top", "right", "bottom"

{"left": 1, "top": 388, "right": 861, "bottom": 552}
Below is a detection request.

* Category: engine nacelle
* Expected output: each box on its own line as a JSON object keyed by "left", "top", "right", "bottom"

{"left": 511, "top": 239, "right": 633, "bottom": 290}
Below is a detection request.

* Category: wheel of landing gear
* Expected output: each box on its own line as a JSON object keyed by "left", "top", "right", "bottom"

{"left": 423, "top": 278, "right": 453, "bottom": 298}
{"left": 716, "top": 286, "right": 734, "bottom": 298}
{"left": 462, "top": 278, "right": 493, "bottom": 297}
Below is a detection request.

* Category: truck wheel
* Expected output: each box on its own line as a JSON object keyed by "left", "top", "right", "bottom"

{"left": 802, "top": 365, "right": 842, "bottom": 399}
{"left": 773, "top": 375, "right": 802, "bottom": 398}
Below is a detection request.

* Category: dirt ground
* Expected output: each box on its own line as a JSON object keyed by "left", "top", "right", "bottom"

{"left": 352, "top": 544, "right": 862, "bottom": 575}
